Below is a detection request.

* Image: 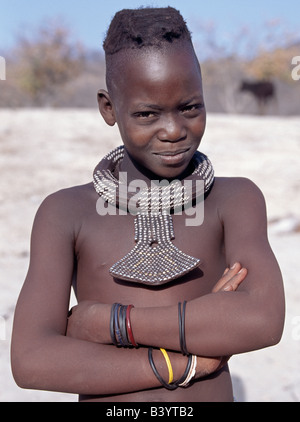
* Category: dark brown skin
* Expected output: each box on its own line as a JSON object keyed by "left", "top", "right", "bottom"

{"left": 11, "top": 44, "right": 285, "bottom": 402}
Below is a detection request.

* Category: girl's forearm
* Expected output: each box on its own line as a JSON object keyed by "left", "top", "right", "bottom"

{"left": 131, "top": 291, "right": 282, "bottom": 357}
{"left": 68, "top": 265, "right": 271, "bottom": 357}
{"left": 12, "top": 334, "right": 188, "bottom": 396}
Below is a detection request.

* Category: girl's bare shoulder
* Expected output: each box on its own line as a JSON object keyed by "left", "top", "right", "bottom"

{"left": 34, "top": 182, "right": 97, "bottom": 227}
{"left": 212, "top": 176, "right": 265, "bottom": 201}
{"left": 211, "top": 176, "right": 267, "bottom": 225}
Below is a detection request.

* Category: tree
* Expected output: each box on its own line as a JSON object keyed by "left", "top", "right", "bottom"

{"left": 13, "top": 18, "right": 85, "bottom": 105}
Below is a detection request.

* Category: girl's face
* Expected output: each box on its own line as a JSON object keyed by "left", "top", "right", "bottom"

{"left": 100, "top": 46, "right": 206, "bottom": 179}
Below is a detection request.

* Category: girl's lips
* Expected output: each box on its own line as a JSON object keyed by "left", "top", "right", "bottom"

{"left": 154, "top": 149, "right": 190, "bottom": 165}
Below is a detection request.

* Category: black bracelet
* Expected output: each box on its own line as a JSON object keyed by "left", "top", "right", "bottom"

{"left": 110, "top": 303, "right": 118, "bottom": 346}
{"left": 148, "top": 348, "right": 193, "bottom": 390}
{"left": 176, "top": 354, "right": 193, "bottom": 385}
{"left": 119, "top": 305, "right": 131, "bottom": 347}
{"left": 110, "top": 303, "right": 137, "bottom": 348}
{"left": 114, "top": 303, "right": 125, "bottom": 346}
{"left": 178, "top": 301, "right": 188, "bottom": 355}
{"left": 148, "top": 348, "right": 178, "bottom": 390}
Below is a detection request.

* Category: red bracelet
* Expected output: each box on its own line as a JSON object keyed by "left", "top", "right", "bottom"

{"left": 126, "top": 304, "right": 138, "bottom": 348}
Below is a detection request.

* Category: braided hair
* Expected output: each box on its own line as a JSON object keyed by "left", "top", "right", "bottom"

{"left": 103, "top": 7, "right": 192, "bottom": 55}
{"left": 102, "top": 7, "right": 196, "bottom": 95}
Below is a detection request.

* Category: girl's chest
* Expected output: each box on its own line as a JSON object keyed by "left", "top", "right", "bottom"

{"left": 74, "top": 205, "right": 225, "bottom": 305}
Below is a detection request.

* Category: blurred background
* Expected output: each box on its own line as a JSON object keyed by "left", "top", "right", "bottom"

{"left": 0, "top": 0, "right": 299, "bottom": 114}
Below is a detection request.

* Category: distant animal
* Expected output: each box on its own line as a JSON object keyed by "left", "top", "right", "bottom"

{"left": 240, "top": 80, "right": 276, "bottom": 114}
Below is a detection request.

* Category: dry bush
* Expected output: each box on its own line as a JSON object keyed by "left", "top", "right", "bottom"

{"left": 10, "top": 19, "right": 85, "bottom": 105}
{"left": 1, "top": 16, "right": 299, "bottom": 114}
{"left": 243, "top": 45, "right": 300, "bottom": 82}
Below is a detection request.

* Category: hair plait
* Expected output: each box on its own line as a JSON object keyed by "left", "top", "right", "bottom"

{"left": 103, "top": 7, "right": 192, "bottom": 55}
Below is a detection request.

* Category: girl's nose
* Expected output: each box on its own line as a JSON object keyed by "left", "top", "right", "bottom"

{"left": 157, "top": 115, "right": 187, "bottom": 142}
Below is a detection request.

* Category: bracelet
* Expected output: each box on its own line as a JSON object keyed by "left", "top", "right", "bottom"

{"left": 110, "top": 303, "right": 138, "bottom": 348}
{"left": 148, "top": 348, "right": 178, "bottom": 390}
{"left": 119, "top": 305, "right": 131, "bottom": 347}
{"left": 114, "top": 303, "right": 125, "bottom": 346}
{"left": 178, "top": 301, "right": 188, "bottom": 355}
{"left": 160, "top": 348, "right": 174, "bottom": 384}
{"left": 126, "top": 305, "right": 138, "bottom": 348}
{"left": 175, "top": 354, "right": 193, "bottom": 385}
{"left": 110, "top": 303, "right": 118, "bottom": 346}
{"left": 148, "top": 348, "right": 195, "bottom": 390}
{"left": 177, "top": 354, "right": 197, "bottom": 387}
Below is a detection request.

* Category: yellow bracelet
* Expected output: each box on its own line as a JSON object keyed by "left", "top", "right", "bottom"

{"left": 160, "top": 348, "right": 174, "bottom": 384}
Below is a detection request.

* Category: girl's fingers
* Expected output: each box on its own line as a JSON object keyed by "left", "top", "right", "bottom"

{"left": 212, "top": 263, "right": 247, "bottom": 293}
{"left": 222, "top": 268, "right": 248, "bottom": 292}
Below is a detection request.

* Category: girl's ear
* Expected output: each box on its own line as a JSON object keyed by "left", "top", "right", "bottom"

{"left": 97, "top": 89, "right": 116, "bottom": 126}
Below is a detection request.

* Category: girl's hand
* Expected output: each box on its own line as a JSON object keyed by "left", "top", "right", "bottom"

{"left": 212, "top": 262, "right": 248, "bottom": 293}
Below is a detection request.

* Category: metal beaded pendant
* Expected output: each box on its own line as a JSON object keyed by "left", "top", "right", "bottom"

{"left": 93, "top": 146, "right": 214, "bottom": 286}
{"left": 109, "top": 213, "right": 200, "bottom": 285}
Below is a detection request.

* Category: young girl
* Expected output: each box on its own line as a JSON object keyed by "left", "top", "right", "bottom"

{"left": 11, "top": 7, "right": 285, "bottom": 402}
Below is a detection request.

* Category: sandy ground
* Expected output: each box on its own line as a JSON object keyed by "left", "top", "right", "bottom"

{"left": 0, "top": 109, "right": 299, "bottom": 402}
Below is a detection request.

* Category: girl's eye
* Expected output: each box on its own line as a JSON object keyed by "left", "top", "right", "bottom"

{"left": 134, "top": 111, "right": 156, "bottom": 119}
{"left": 181, "top": 104, "right": 202, "bottom": 114}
